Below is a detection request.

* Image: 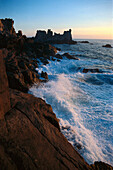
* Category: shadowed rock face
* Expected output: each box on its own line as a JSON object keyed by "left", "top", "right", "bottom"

{"left": 35, "top": 29, "right": 77, "bottom": 44}
{"left": 0, "top": 18, "right": 16, "bottom": 36}
{"left": 0, "top": 50, "right": 10, "bottom": 119}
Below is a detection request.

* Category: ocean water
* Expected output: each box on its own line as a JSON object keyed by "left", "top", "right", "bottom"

{"left": 29, "top": 39, "right": 113, "bottom": 166}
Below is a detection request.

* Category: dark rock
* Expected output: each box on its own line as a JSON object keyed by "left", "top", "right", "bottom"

{"left": 0, "top": 50, "right": 10, "bottom": 119}
{"left": 102, "top": 44, "right": 112, "bottom": 48}
{"left": 82, "top": 68, "right": 103, "bottom": 73}
{"left": 0, "top": 18, "right": 16, "bottom": 36}
{"left": 52, "top": 57, "right": 56, "bottom": 61}
{"left": 57, "top": 59, "right": 60, "bottom": 62}
{"left": 41, "top": 71, "right": 48, "bottom": 79}
{"left": 79, "top": 41, "right": 89, "bottom": 43}
{"left": 2, "top": 49, "right": 40, "bottom": 93}
{"left": 90, "top": 161, "right": 113, "bottom": 170}
{"left": 35, "top": 29, "right": 73, "bottom": 44}
{"left": 63, "top": 53, "right": 79, "bottom": 60}
{"left": 56, "top": 47, "right": 61, "bottom": 51}
{"left": 55, "top": 54, "right": 63, "bottom": 59}
{"left": 17, "top": 30, "right": 22, "bottom": 37}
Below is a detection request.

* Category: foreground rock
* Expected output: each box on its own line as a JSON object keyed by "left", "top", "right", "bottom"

{"left": 0, "top": 51, "right": 10, "bottom": 119}
{"left": 102, "top": 44, "right": 112, "bottom": 48}
{"left": 0, "top": 89, "right": 91, "bottom": 170}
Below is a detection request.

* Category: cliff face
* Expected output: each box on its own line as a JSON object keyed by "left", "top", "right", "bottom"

{"left": 0, "top": 18, "right": 16, "bottom": 36}
{"left": 0, "top": 50, "right": 10, "bottom": 119}
{"left": 35, "top": 29, "right": 75, "bottom": 44}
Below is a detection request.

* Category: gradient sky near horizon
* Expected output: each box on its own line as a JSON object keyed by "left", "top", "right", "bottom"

{"left": 0, "top": 0, "right": 113, "bottom": 39}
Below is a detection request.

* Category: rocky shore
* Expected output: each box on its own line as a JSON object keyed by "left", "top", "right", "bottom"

{"left": 0, "top": 18, "right": 113, "bottom": 170}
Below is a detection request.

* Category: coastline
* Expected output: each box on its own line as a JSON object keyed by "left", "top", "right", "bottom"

{"left": 0, "top": 19, "right": 113, "bottom": 169}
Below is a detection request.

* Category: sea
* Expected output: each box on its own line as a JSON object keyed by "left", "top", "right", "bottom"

{"left": 29, "top": 39, "right": 113, "bottom": 166}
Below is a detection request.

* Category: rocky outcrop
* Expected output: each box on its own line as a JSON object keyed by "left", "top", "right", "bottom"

{"left": 82, "top": 68, "right": 103, "bottom": 73}
{"left": 102, "top": 44, "right": 112, "bottom": 48}
{"left": 1, "top": 49, "right": 39, "bottom": 93}
{"left": 0, "top": 88, "right": 91, "bottom": 170}
{"left": 55, "top": 53, "right": 79, "bottom": 60}
{"left": 41, "top": 71, "right": 48, "bottom": 79}
{"left": 0, "top": 50, "right": 10, "bottom": 119}
{"left": 35, "top": 29, "right": 77, "bottom": 44}
{"left": 0, "top": 18, "right": 16, "bottom": 36}
{"left": 90, "top": 161, "right": 113, "bottom": 170}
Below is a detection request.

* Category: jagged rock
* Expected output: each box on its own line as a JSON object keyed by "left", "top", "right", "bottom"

{"left": 102, "top": 44, "right": 112, "bottom": 48}
{"left": 17, "top": 30, "right": 22, "bottom": 37}
{"left": 55, "top": 54, "right": 63, "bottom": 59}
{"left": 0, "top": 18, "right": 16, "bottom": 36}
{"left": 63, "top": 53, "right": 79, "bottom": 60}
{"left": 2, "top": 49, "right": 40, "bottom": 93}
{"left": 90, "top": 161, "right": 113, "bottom": 170}
{"left": 0, "top": 89, "right": 91, "bottom": 170}
{"left": 0, "top": 50, "right": 10, "bottom": 119}
{"left": 82, "top": 68, "right": 103, "bottom": 73}
{"left": 41, "top": 71, "right": 48, "bottom": 79}
{"left": 35, "top": 29, "right": 76, "bottom": 44}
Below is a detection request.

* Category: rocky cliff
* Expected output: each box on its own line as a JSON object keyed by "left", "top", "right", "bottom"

{"left": 0, "top": 50, "right": 10, "bottom": 119}
{"left": 0, "top": 18, "right": 113, "bottom": 170}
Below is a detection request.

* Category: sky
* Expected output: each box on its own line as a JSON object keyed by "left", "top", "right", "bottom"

{"left": 0, "top": 0, "right": 113, "bottom": 39}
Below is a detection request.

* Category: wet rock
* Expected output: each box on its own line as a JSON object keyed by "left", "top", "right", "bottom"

{"left": 55, "top": 54, "right": 63, "bottom": 59}
{"left": 102, "top": 44, "right": 112, "bottom": 48}
{"left": 90, "top": 161, "right": 113, "bottom": 170}
{"left": 63, "top": 53, "right": 79, "bottom": 60}
{"left": 56, "top": 47, "right": 61, "bottom": 51}
{"left": 79, "top": 41, "right": 89, "bottom": 43}
{"left": 41, "top": 71, "right": 48, "bottom": 79}
{"left": 82, "top": 68, "right": 103, "bottom": 73}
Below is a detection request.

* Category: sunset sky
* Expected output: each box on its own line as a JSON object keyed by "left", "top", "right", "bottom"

{"left": 0, "top": 0, "right": 113, "bottom": 39}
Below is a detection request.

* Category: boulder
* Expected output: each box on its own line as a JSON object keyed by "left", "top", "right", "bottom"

{"left": 63, "top": 53, "right": 79, "bottom": 60}
{"left": 0, "top": 50, "right": 10, "bottom": 119}
{"left": 17, "top": 30, "right": 22, "bottom": 37}
{"left": 41, "top": 71, "right": 48, "bottom": 79}
{"left": 102, "top": 44, "right": 112, "bottom": 48}
{"left": 82, "top": 68, "right": 103, "bottom": 73}
{"left": 90, "top": 161, "right": 113, "bottom": 170}
{"left": 79, "top": 41, "right": 89, "bottom": 43}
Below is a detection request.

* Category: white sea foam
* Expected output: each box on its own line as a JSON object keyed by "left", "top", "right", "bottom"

{"left": 29, "top": 41, "right": 113, "bottom": 165}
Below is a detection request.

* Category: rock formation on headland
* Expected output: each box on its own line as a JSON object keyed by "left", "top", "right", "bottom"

{"left": 35, "top": 29, "right": 77, "bottom": 44}
{"left": 0, "top": 18, "right": 16, "bottom": 36}
{"left": 0, "top": 18, "right": 113, "bottom": 170}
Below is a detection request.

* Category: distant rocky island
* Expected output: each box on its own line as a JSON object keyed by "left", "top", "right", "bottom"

{"left": 35, "top": 29, "right": 77, "bottom": 44}
{"left": 0, "top": 18, "right": 113, "bottom": 170}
